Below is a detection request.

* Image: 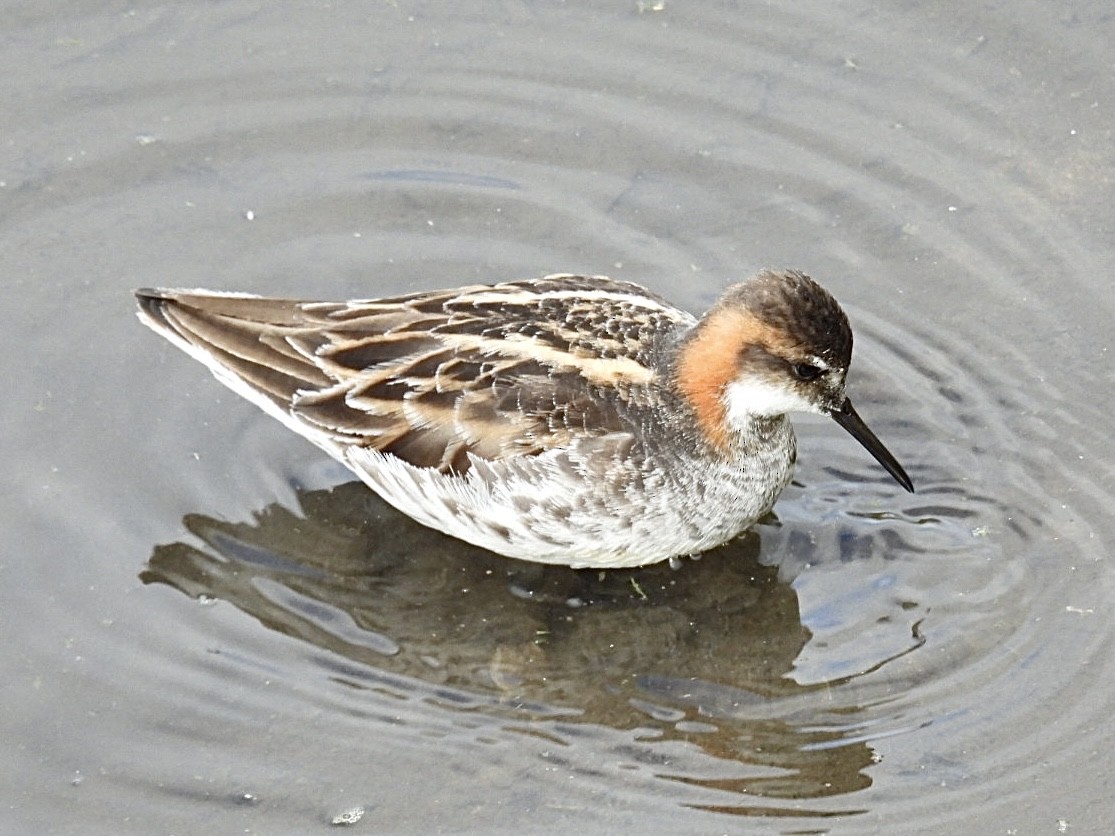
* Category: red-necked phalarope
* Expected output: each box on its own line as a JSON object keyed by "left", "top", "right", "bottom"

{"left": 136, "top": 270, "right": 913, "bottom": 569}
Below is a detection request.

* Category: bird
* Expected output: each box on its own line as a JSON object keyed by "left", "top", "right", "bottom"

{"left": 135, "top": 269, "right": 913, "bottom": 569}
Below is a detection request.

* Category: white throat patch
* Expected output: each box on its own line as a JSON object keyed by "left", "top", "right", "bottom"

{"left": 723, "top": 377, "right": 821, "bottom": 428}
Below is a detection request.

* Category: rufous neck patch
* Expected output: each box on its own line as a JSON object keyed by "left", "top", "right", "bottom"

{"left": 676, "top": 308, "right": 781, "bottom": 452}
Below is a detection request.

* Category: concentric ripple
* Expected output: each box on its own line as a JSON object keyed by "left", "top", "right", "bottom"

{"left": 4, "top": 1, "right": 1115, "bottom": 832}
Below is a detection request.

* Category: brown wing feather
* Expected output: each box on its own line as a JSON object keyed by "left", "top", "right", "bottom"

{"left": 135, "top": 277, "right": 693, "bottom": 474}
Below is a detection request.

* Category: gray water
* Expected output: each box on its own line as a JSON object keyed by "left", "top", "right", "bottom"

{"left": 3, "top": 2, "right": 1113, "bottom": 833}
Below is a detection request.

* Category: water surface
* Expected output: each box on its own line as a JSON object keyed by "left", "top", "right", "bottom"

{"left": 3, "top": 1, "right": 1113, "bottom": 833}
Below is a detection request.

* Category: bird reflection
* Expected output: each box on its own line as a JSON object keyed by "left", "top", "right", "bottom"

{"left": 143, "top": 481, "right": 888, "bottom": 815}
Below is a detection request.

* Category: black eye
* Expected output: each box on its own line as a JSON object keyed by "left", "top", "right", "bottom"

{"left": 792, "top": 362, "right": 824, "bottom": 381}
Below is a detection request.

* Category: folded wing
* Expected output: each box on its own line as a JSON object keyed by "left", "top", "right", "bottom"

{"left": 136, "top": 276, "right": 695, "bottom": 475}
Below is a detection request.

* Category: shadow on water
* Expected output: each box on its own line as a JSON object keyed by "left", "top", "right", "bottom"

{"left": 142, "top": 481, "right": 926, "bottom": 817}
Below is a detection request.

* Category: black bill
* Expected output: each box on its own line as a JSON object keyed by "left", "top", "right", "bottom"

{"left": 830, "top": 398, "right": 915, "bottom": 493}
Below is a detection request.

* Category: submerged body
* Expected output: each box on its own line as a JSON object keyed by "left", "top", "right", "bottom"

{"left": 136, "top": 270, "right": 912, "bottom": 568}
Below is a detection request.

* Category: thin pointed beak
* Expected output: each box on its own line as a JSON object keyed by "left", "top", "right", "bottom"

{"left": 830, "top": 398, "right": 915, "bottom": 492}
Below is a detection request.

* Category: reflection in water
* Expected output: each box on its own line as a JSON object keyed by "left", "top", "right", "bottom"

{"left": 143, "top": 481, "right": 926, "bottom": 816}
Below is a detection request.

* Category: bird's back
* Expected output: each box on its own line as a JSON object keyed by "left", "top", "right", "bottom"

{"left": 136, "top": 275, "right": 697, "bottom": 475}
